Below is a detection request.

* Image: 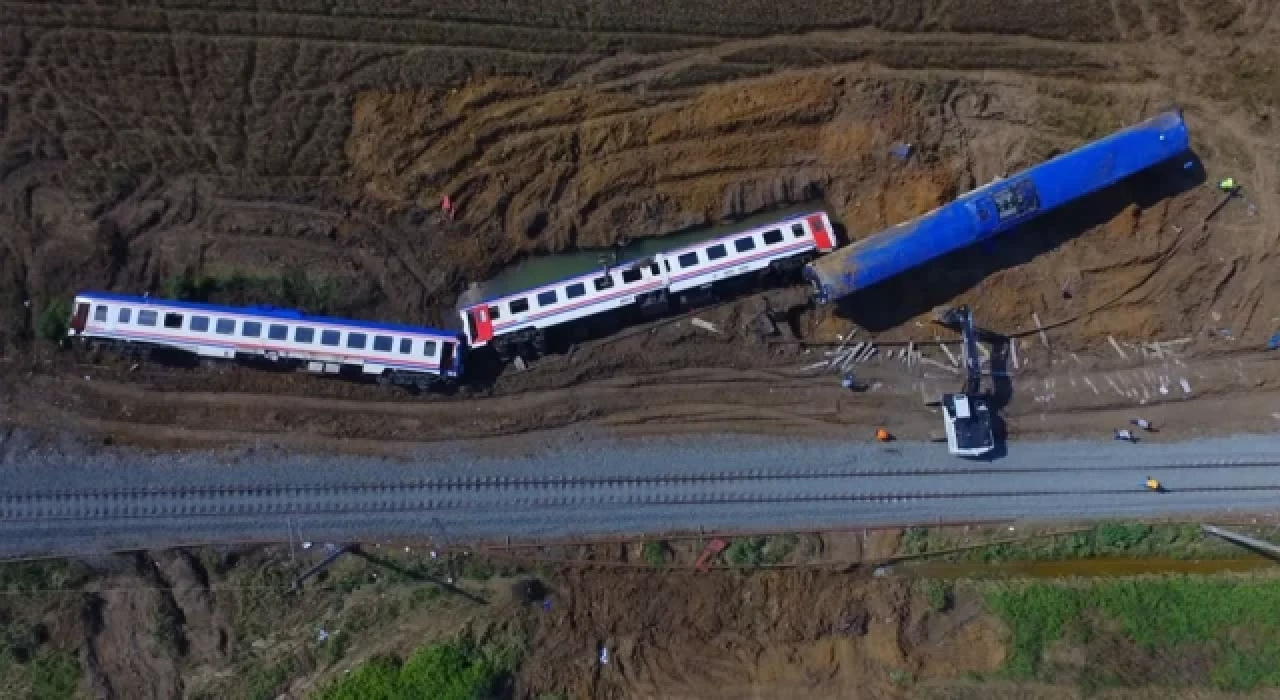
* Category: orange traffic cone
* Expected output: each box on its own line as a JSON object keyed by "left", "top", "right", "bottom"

{"left": 875, "top": 427, "right": 891, "bottom": 442}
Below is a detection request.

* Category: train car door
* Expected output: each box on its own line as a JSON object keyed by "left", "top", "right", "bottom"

{"left": 806, "top": 214, "right": 835, "bottom": 251}
{"left": 468, "top": 306, "right": 494, "bottom": 345}
{"left": 70, "top": 302, "right": 90, "bottom": 335}
{"left": 440, "top": 341, "right": 456, "bottom": 375}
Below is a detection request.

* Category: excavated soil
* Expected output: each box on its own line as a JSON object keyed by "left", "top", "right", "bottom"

{"left": 2, "top": 544, "right": 1007, "bottom": 700}
{"left": 3, "top": 0, "right": 1280, "bottom": 450}
{"left": 1, "top": 4, "right": 1280, "bottom": 697}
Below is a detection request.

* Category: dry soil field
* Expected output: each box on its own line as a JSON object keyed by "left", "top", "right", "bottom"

{"left": 2, "top": 0, "right": 1280, "bottom": 450}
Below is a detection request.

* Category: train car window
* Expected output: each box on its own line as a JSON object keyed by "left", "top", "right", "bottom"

{"left": 537, "top": 290, "right": 558, "bottom": 306}
{"left": 487, "top": 305, "right": 501, "bottom": 320}
{"left": 321, "top": 330, "right": 340, "bottom": 346}
{"left": 621, "top": 268, "right": 642, "bottom": 283}
{"left": 346, "top": 332, "right": 367, "bottom": 349}
{"left": 706, "top": 244, "right": 727, "bottom": 261}
{"left": 163, "top": 312, "right": 183, "bottom": 329}
{"left": 268, "top": 324, "right": 288, "bottom": 340}
{"left": 423, "top": 340, "right": 438, "bottom": 357}
{"left": 216, "top": 319, "right": 235, "bottom": 335}
{"left": 138, "top": 310, "right": 158, "bottom": 327}
{"left": 593, "top": 275, "right": 614, "bottom": 291}
{"left": 763, "top": 229, "right": 784, "bottom": 245}
{"left": 510, "top": 298, "right": 530, "bottom": 314}
{"left": 242, "top": 321, "right": 262, "bottom": 337}
{"left": 118, "top": 308, "right": 132, "bottom": 323}
{"left": 190, "top": 316, "right": 210, "bottom": 332}
{"left": 93, "top": 305, "right": 108, "bottom": 322}
{"left": 677, "top": 252, "right": 699, "bottom": 268}
{"left": 791, "top": 223, "right": 806, "bottom": 238}
{"left": 650, "top": 263, "right": 661, "bottom": 276}
{"left": 663, "top": 260, "right": 671, "bottom": 272}
{"left": 373, "top": 335, "right": 393, "bottom": 352}
{"left": 295, "top": 327, "right": 315, "bottom": 343}
{"left": 566, "top": 282, "right": 586, "bottom": 299}
{"left": 734, "top": 237, "right": 756, "bottom": 253}
{"left": 399, "top": 338, "right": 412, "bottom": 354}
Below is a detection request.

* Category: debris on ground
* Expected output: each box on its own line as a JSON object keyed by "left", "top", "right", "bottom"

{"left": 1108, "top": 335, "right": 1128, "bottom": 360}
{"left": 939, "top": 343, "right": 959, "bottom": 366}
{"left": 1033, "top": 312, "right": 1049, "bottom": 348}
{"left": 1115, "top": 429, "right": 1137, "bottom": 442}
{"left": 691, "top": 318, "right": 720, "bottom": 333}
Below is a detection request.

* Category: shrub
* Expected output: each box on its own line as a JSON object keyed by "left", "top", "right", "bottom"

{"left": 923, "top": 580, "right": 952, "bottom": 613}
{"left": 641, "top": 541, "right": 667, "bottom": 568}
{"left": 244, "top": 657, "right": 295, "bottom": 700}
{"left": 36, "top": 299, "right": 71, "bottom": 344}
{"left": 315, "top": 639, "right": 507, "bottom": 700}
{"left": 29, "top": 651, "right": 80, "bottom": 700}
{"left": 725, "top": 537, "right": 767, "bottom": 568}
{"left": 725, "top": 535, "right": 797, "bottom": 568}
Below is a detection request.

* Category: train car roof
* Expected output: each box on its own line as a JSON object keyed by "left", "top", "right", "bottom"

{"left": 75, "top": 291, "right": 460, "bottom": 338}
{"left": 456, "top": 203, "right": 829, "bottom": 309}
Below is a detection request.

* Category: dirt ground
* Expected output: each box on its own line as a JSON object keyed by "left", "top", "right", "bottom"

{"left": 9, "top": 525, "right": 1280, "bottom": 700}
{"left": 3, "top": 0, "right": 1280, "bottom": 451}
{"left": 0, "top": 535, "right": 1010, "bottom": 700}
{"left": 3, "top": 2, "right": 1280, "bottom": 699}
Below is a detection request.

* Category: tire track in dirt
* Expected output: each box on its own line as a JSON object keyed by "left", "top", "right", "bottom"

{"left": 4, "top": 0, "right": 1278, "bottom": 452}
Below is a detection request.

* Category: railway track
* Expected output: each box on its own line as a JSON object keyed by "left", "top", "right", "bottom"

{"left": 6, "top": 460, "right": 1280, "bottom": 522}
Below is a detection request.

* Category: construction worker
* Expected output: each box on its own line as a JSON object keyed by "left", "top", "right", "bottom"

{"left": 841, "top": 372, "right": 856, "bottom": 390}
{"left": 1145, "top": 476, "right": 1162, "bottom": 492}
{"left": 1218, "top": 177, "right": 1237, "bottom": 193}
{"left": 1130, "top": 418, "right": 1154, "bottom": 432}
{"left": 876, "top": 427, "right": 892, "bottom": 442}
{"left": 1114, "top": 429, "right": 1137, "bottom": 443}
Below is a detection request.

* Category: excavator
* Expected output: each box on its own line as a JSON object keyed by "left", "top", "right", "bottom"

{"left": 934, "top": 306, "right": 996, "bottom": 457}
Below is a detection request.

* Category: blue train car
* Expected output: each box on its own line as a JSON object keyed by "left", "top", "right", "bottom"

{"left": 804, "top": 109, "right": 1191, "bottom": 304}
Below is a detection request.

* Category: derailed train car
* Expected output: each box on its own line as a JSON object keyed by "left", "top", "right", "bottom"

{"left": 804, "top": 109, "right": 1192, "bottom": 304}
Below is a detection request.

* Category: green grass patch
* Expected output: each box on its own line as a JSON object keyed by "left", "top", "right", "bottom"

{"left": 29, "top": 650, "right": 80, "bottom": 700}
{"left": 986, "top": 577, "right": 1280, "bottom": 690}
{"left": 315, "top": 637, "right": 519, "bottom": 700}
{"left": 226, "top": 562, "right": 298, "bottom": 643}
{"left": 0, "top": 560, "right": 91, "bottom": 595}
{"left": 902, "top": 522, "right": 1249, "bottom": 563}
{"left": 161, "top": 268, "right": 338, "bottom": 315}
{"left": 244, "top": 656, "right": 296, "bottom": 700}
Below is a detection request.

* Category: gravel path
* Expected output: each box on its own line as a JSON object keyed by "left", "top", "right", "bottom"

{"left": 3, "top": 433, "right": 1280, "bottom": 557}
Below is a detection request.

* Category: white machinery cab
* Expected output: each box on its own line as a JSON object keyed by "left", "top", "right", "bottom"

{"left": 942, "top": 392, "right": 995, "bottom": 457}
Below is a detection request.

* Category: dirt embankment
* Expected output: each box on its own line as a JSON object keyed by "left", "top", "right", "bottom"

{"left": 1, "top": 0, "right": 1276, "bottom": 344}
{"left": 1, "top": 0, "right": 1278, "bottom": 451}
{"left": 1, "top": 541, "right": 1005, "bottom": 700}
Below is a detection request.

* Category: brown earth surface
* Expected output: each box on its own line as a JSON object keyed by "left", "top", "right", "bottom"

{"left": 8, "top": 529, "right": 1280, "bottom": 700}
{"left": 2, "top": 0, "right": 1280, "bottom": 450}
{"left": 2, "top": 3, "right": 1280, "bottom": 699}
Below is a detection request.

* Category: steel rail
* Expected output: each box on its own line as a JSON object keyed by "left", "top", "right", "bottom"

{"left": 4, "top": 457, "right": 1279, "bottom": 501}
{"left": 6, "top": 484, "right": 1280, "bottom": 521}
